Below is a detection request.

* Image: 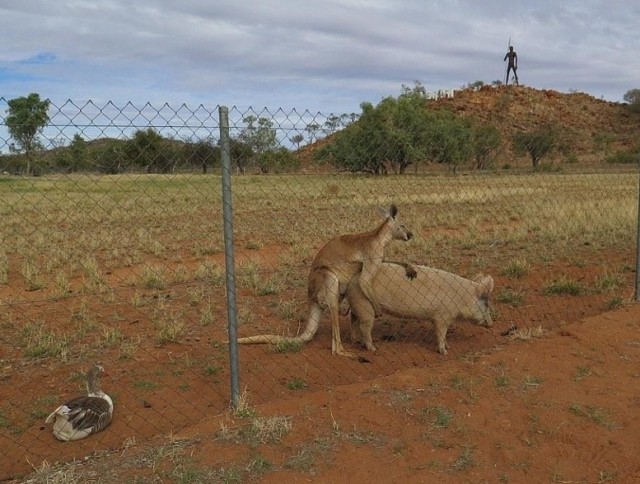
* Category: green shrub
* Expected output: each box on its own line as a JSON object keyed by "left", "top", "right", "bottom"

{"left": 605, "top": 150, "right": 639, "bottom": 164}
{"left": 513, "top": 124, "right": 557, "bottom": 168}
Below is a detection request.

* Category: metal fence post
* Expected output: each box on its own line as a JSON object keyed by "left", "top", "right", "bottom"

{"left": 219, "top": 105, "right": 240, "bottom": 406}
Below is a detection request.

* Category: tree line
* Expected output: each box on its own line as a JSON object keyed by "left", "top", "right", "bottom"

{"left": 3, "top": 88, "right": 639, "bottom": 176}
{"left": 0, "top": 94, "right": 304, "bottom": 175}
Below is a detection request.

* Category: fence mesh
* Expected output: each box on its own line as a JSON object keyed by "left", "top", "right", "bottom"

{"left": 0, "top": 97, "right": 637, "bottom": 479}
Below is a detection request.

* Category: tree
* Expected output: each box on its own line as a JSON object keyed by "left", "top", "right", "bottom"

{"left": 5, "top": 93, "right": 50, "bottom": 175}
{"left": 258, "top": 147, "right": 300, "bottom": 173}
{"left": 399, "top": 84, "right": 474, "bottom": 172}
{"left": 125, "top": 128, "right": 174, "bottom": 173}
{"left": 472, "top": 124, "right": 501, "bottom": 169}
{"left": 229, "top": 138, "right": 254, "bottom": 174}
{"left": 304, "top": 122, "right": 322, "bottom": 143}
{"left": 340, "top": 113, "right": 359, "bottom": 127}
{"left": 401, "top": 80, "right": 427, "bottom": 98}
{"left": 318, "top": 85, "right": 475, "bottom": 174}
{"left": 237, "top": 116, "right": 279, "bottom": 173}
{"left": 318, "top": 91, "right": 431, "bottom": 174}
{"left": 187, "top": 137, "right": 220, "bottom": 174}
{"left": 289, "top": 133, "right": 305, "bottom": 149}
{"left": 323, "top": 115, "right": 342, "bottom": 136}
{"left": 69, "top": 134, "right": 88, "bottom": 171}
{"left": 318, "top": 100, "right": 392, "bottom": 174}
{"left": 424, "top": 112, "right": 474, "bottom": 173}
{"left": 623, "top": 89, "right": 640, "bottom": 112}
{"left": 95, "top": 140, "right": 127, "bottom": 174}
{"left": 513, "top": 125, "right": 557, "bottom": 168}
{"left": 42, "top": 136, "right": 89, "bottom": 173}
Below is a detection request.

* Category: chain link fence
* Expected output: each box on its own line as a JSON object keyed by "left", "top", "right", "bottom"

{"left": 0, "top": 96, "right": 637, "bottom": 479}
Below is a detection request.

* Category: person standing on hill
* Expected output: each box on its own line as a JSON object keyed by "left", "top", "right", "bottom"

{"left": 504, "top": 45, "right": 519, "bottom": 85}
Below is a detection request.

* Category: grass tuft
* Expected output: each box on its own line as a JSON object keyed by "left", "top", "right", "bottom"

{"left": 450, "top": 446, "right": 476, "bottom": 472}
{"left": 286, "top": 378, "right": 308, "bottom": 391}
{"left": 543, "top": 276, "right": 583, "bottom": 296}
{"left": 502, "top": 259, "right": 529, "bottom": 279}
{"left": 569, "top": 403, "right": 617, "bottom": 429}
{"left": 21, "top": 322, "right": 68, "bottom": 359}
{"left": 420, "top": 405, "right": 453, "bottom": 428}
{"left": 495, "top": 288, "right": 525, "bottom": 306}
{"left": 605, "top": 296, "right": 624, "bottom": 310}
{"left": 594, "top": 272, "right": 622, "bottom": 292}
{"left": 140, "top": 265, "right": 167, "bottom": 290}
{"left": 274, "top": 339, "right": 303, "bottom": 353}
{"left": 154, "top": 312, "right": 185, "bottom": 344}
{"left": 218, "top": 416, "right": 292, "bottom": 445}
{"left": 21, "top": 259, "right": 46, "bottom": 291}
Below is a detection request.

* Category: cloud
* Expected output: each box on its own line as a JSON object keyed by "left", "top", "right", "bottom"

{"left": 0, "top": 1, "right": 638, "bottom": 112}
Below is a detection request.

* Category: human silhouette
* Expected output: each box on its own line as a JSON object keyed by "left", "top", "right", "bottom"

{"left": 504, "top": 45, "right": 519, "bottom": 85}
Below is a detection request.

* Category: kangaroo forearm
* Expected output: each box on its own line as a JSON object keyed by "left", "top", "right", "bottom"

{"left": 383, "top": 260, "right": 418, "bottom": 279}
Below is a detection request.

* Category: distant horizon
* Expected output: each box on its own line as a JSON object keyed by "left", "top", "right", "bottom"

{"left": 0, "top": 81, "right": 632, "bottom": 158}
{"left": 1, "top": 81, "right": 635, "bottom": 163}
{"left": 0, "top": 82, "right": 628, "bottom": 117}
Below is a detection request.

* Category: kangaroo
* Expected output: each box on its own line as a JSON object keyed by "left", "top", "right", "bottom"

{"left": 237, "top": 204, "right": 413, "bottom": 356}
{"left": 347, "top": 262, "right": 494, "bottom": 355}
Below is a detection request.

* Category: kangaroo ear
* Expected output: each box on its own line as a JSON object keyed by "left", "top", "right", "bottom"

{"left": 378, "top": 204, "right": 398, "bottom": 219}
{"left": 475, "top": 276, "right": 494, "bottom": 298}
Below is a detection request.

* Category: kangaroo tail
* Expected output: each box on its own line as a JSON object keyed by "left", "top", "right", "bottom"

{"left": 236, "top": 304, "right": 322, "bottom": 345}
{"left": 236, "top": 334, "right": 308, "bottom": 344}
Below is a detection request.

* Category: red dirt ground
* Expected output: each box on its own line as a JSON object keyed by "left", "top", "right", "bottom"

{"left": 6, "top": 301, "right": 640, "bottom": 483}
{"left": 191, "top": 303, "right": 640, "bottom": 484}
{"left": 2, "top": 244, "right": 639, "bottom": 482}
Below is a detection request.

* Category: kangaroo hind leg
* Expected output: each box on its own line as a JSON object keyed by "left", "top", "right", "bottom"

{"left": 314, "top": 268, "right": 354, "bottom": 357}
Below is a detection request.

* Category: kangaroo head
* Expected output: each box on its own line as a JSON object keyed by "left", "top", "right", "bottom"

{"left": 378, "top": 204, "right": 413, "bottom": 241}
{"left": 472, "top": 275, "right": 494, "bottom": 327}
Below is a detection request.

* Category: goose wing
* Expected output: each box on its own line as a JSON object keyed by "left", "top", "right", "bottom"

{"left": 58, "top": 395, "right": 113, "bottom": 432}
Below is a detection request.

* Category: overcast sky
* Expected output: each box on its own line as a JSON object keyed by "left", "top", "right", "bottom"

{"left": 1, "top": 1, "right": 639, "bottom": 115}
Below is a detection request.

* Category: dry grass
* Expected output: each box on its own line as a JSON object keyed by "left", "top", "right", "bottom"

{"left": 0, "top": 172, "right": 635, "bottom": 304}
{"left": 507, "top": 325, "right": 545, "bottom": 341}
{"left": 0, "top": 250, "right": 8, "bottom": 285}
{"left": 21, "top": 321, "right": 69, "bottom": 359}
{"left": 0, "top": 170, "right": 632, "bottom": 358}
{"left": 154, "top": 311, "right": 186, "bottom": 344}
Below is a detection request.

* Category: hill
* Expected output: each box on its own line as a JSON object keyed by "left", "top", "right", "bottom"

{"left": 301, "top": 86, "right": 640, "bottom": 170}
{"left": 431, "top": 85, "right": 639, "bottom": 164}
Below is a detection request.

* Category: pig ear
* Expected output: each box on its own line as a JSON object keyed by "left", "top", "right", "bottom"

{"left": 476, "top": 276, "right": 494, "bottom": 298}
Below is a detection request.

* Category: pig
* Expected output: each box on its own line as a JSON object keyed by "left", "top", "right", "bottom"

{"left": 347, "top": 262, "right": 494, "bottom": 354}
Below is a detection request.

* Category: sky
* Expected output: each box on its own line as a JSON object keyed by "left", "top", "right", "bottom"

{"left": 0, "top": 0, "right": 639, "bottom": 116}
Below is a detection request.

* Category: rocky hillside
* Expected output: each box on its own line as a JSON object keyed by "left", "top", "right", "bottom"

{"left": 429, "top": 85, "right": 639, "bottom": 164}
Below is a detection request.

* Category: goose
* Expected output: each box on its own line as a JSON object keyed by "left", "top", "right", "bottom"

{"left": 45, "top": 363, "right": 113, "bottom": 441}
